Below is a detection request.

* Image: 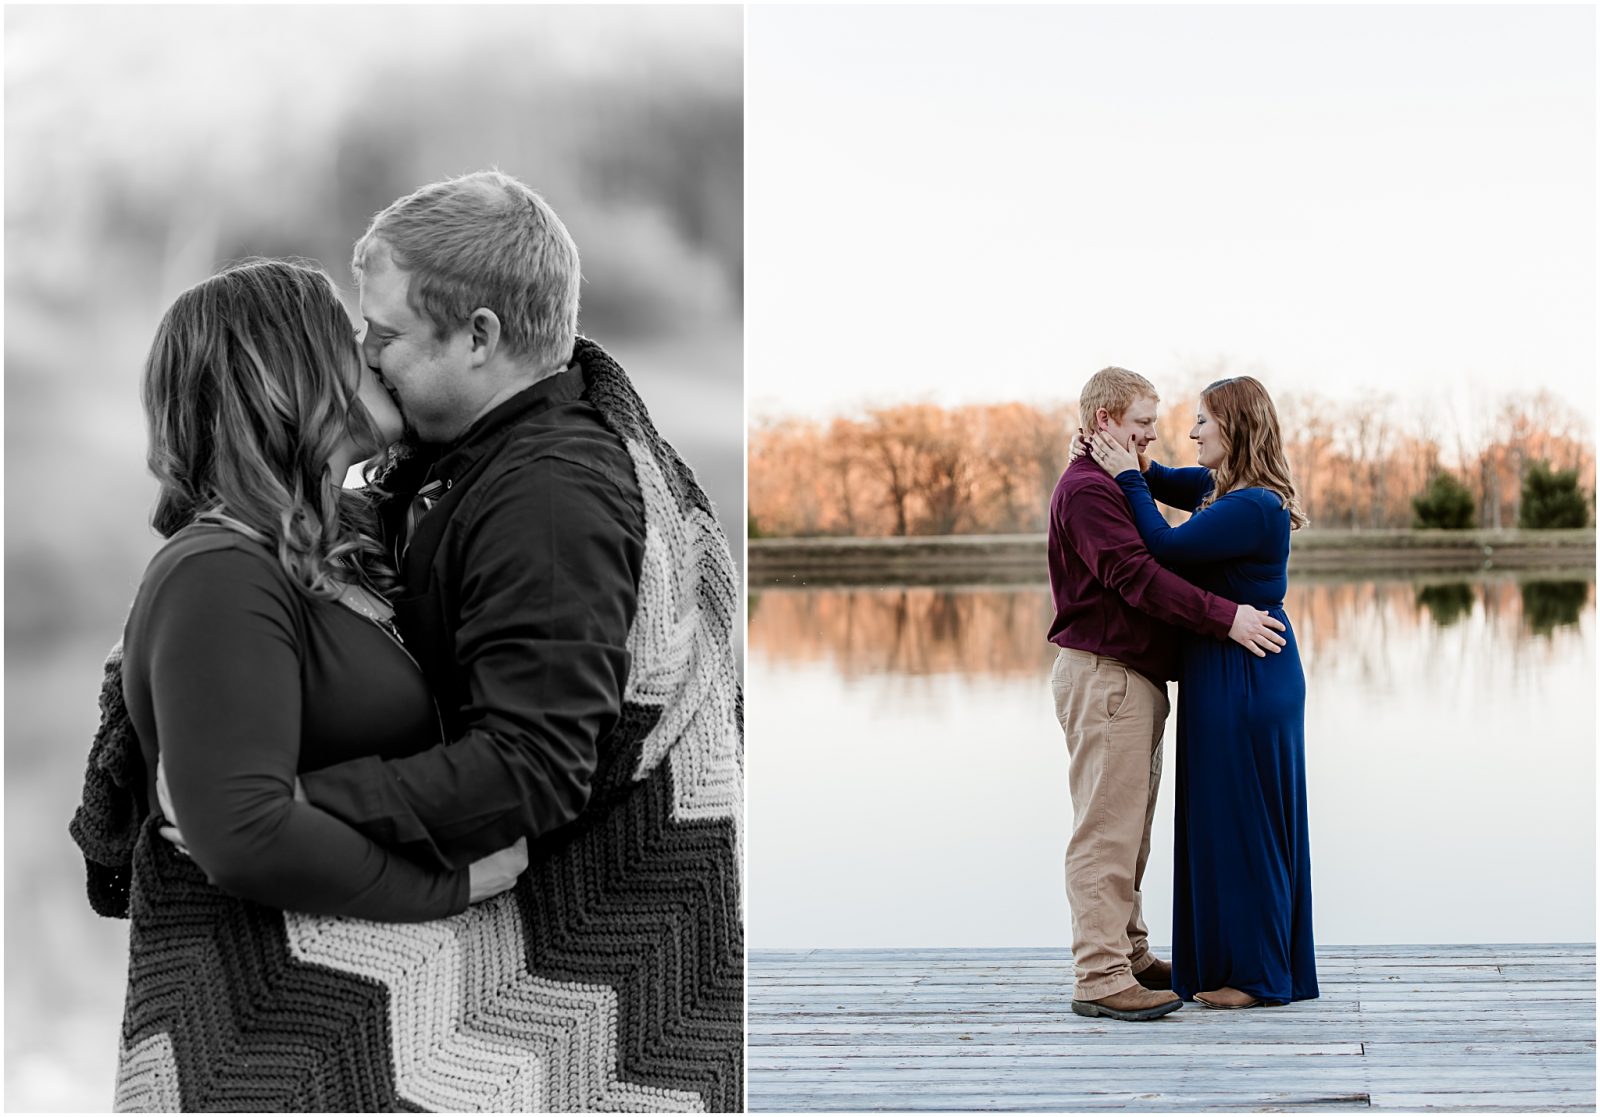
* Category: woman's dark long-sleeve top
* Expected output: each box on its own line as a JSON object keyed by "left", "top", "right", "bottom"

{"left": 119, "top": 525, "right": 469, "bottom": 921}
{"left": 1117, "top": 461, "right": 1290, "bottom": 605}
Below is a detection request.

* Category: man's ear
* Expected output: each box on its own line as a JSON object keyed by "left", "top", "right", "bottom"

{"left": 467, "top": 308, "right": 502, "bottom": 366}
{"left": 1094, "top": 407, "right": 1111, "bottom": 432}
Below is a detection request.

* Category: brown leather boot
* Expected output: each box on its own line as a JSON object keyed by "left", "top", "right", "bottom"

{"left": 1071, "top": 985, "right": 1182, "bottom": 1021}
{"left": 1194, "top": 986, "right": 1272, "bottom": 1009}
{"left": 1134, "top": 958, "right": 1172, "bottom": 991}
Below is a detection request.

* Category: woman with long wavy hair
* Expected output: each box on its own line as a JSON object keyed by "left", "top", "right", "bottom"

{"left": 1085, "top": 376, "right": 1319, "bottom": 1010}
{"left": 74, "top": 259, "right": 527, "bottom": 1109}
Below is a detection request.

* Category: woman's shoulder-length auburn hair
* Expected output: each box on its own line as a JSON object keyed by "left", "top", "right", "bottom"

{"left": 1200, "top": 376, "right": 1309, "bottom": 530}
{"left": 141, "top": 258, "right": 395, "bottom": 598}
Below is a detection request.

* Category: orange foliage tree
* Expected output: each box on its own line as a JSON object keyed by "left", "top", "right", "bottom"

{"left": 749, "top": 390, "right": 1594, "bottom": 538}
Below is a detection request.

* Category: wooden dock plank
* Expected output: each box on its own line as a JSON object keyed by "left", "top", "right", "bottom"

{"left": 746, "top": 1090, "right": 1595, "bottom": 1114}
{"left": 747, "top": 945, "right": 1596, "bottom": 1112}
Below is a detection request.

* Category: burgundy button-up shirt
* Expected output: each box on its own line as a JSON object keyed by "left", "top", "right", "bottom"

{"left": 1047, "top": 457, "right": 1236, "bottom": 685}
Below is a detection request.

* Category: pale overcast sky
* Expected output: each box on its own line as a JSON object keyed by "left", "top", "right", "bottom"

{"left": 746, "top": 5, "right": 1596, "bottom": 441}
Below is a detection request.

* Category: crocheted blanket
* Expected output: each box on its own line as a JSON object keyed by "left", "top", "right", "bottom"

{"left": 70, "top": 337, "right": 744, "bottom": 1112}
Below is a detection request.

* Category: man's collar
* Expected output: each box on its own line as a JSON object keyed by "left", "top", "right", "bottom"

{"left": 425, "top": 362, "right": 585, "bottom": 481}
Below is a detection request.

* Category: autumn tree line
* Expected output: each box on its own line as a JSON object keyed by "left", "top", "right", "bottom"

{"left": 749, "top": 389, "right": 1595, "bottom": 538}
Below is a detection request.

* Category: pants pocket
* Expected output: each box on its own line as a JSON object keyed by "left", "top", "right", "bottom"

{"left": 1105, "top": 664, "right": 1129, "bottom": 721}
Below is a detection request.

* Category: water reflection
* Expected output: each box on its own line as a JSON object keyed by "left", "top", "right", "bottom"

{"left": 751, "top": 575, "right": 1596, "bottom": 681}
{"left": 1523, "top": 580, "right": 1590, "bottom": 635}
{"left": 1415, "top": 582, "right": 1474, "bottom": 628}
{"left": 748, "top": 572, "right": 1595, "bottom": 949}
{"left": 752, "top": 586, "right": 1055, "bottom": 679}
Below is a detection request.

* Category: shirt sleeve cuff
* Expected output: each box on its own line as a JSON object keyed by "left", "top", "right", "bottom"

{"left": 1205, "top": 595, "right": 1236, "bottom": 637}
{"left": 446, "top": 865, "right": 471, "bottom": 915}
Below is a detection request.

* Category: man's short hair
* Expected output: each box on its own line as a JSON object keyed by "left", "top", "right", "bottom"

{"left": 1079, "top": 366, "right": 1159, "bottom": 429}
{"left": 353, "top": 170, "right": 580, "bottom": 373}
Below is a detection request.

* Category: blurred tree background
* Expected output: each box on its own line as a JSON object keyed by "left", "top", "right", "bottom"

{"left": 750, "top": 386, "right": 1595, "bottom": 538}
{"left": 4, "top": 7, "right": 741, "bottom": 1109}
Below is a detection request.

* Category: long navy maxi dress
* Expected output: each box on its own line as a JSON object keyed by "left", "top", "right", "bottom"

{"left": 1114, "top": 463, "right": 1319, "bottom": 1005}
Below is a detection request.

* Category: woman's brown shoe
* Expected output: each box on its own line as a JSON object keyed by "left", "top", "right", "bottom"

{"left": 1194, "top": 987, "right": 1260, "bottom": 1009}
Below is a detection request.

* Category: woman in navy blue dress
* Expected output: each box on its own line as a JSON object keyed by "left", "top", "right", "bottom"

{"left": 1087, "top": 376, "right": 1318, "bottom": 1009}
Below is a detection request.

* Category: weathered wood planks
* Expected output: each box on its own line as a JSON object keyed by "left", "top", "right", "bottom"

{"left": 748, "top": 945, "right": 1596, "bottom": 1111}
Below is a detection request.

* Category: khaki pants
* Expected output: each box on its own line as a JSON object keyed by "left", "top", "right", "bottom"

{"left": 1051, "top": 646, "right": 1170, "bottom": 1000}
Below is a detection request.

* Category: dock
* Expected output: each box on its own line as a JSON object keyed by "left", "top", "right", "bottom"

{"left": 748, "top": 945, "right": 1595, "bottom": 1111}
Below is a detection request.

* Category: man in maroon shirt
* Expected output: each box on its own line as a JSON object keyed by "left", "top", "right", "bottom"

{"left": 1049, "top": 366, "right": 1285, "bottom": 1022}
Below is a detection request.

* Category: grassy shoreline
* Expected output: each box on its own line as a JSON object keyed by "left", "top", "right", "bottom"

{"left": 749, "top": 529, "right": 1596, "bottom": 585}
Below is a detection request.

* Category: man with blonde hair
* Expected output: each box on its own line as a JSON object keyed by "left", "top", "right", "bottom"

{"left": 285, "top": 172, "right": 742, "bottom": 1108}
{"left": 1048, "top": 366, "right": 1285, "bottom": 1022}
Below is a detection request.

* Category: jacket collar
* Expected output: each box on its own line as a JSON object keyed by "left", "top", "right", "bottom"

{"left": 423, "top": 362, "right": 586, "bottom": 486}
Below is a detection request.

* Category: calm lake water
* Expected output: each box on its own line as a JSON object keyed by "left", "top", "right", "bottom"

{"left": 748, "top": 571, "right": 1596, "bottom": 949}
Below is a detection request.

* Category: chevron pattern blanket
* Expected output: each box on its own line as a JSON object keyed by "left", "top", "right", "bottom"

{"left": 71, "top": 338, "right": 744, "bottom": 1111}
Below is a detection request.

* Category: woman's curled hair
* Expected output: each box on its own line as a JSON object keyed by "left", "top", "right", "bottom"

{"left": 1199, "top": 376, "right": 1309, "bottom": 530}
{"left": 141, "top": 258, "right": 397, "bottom": 598}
